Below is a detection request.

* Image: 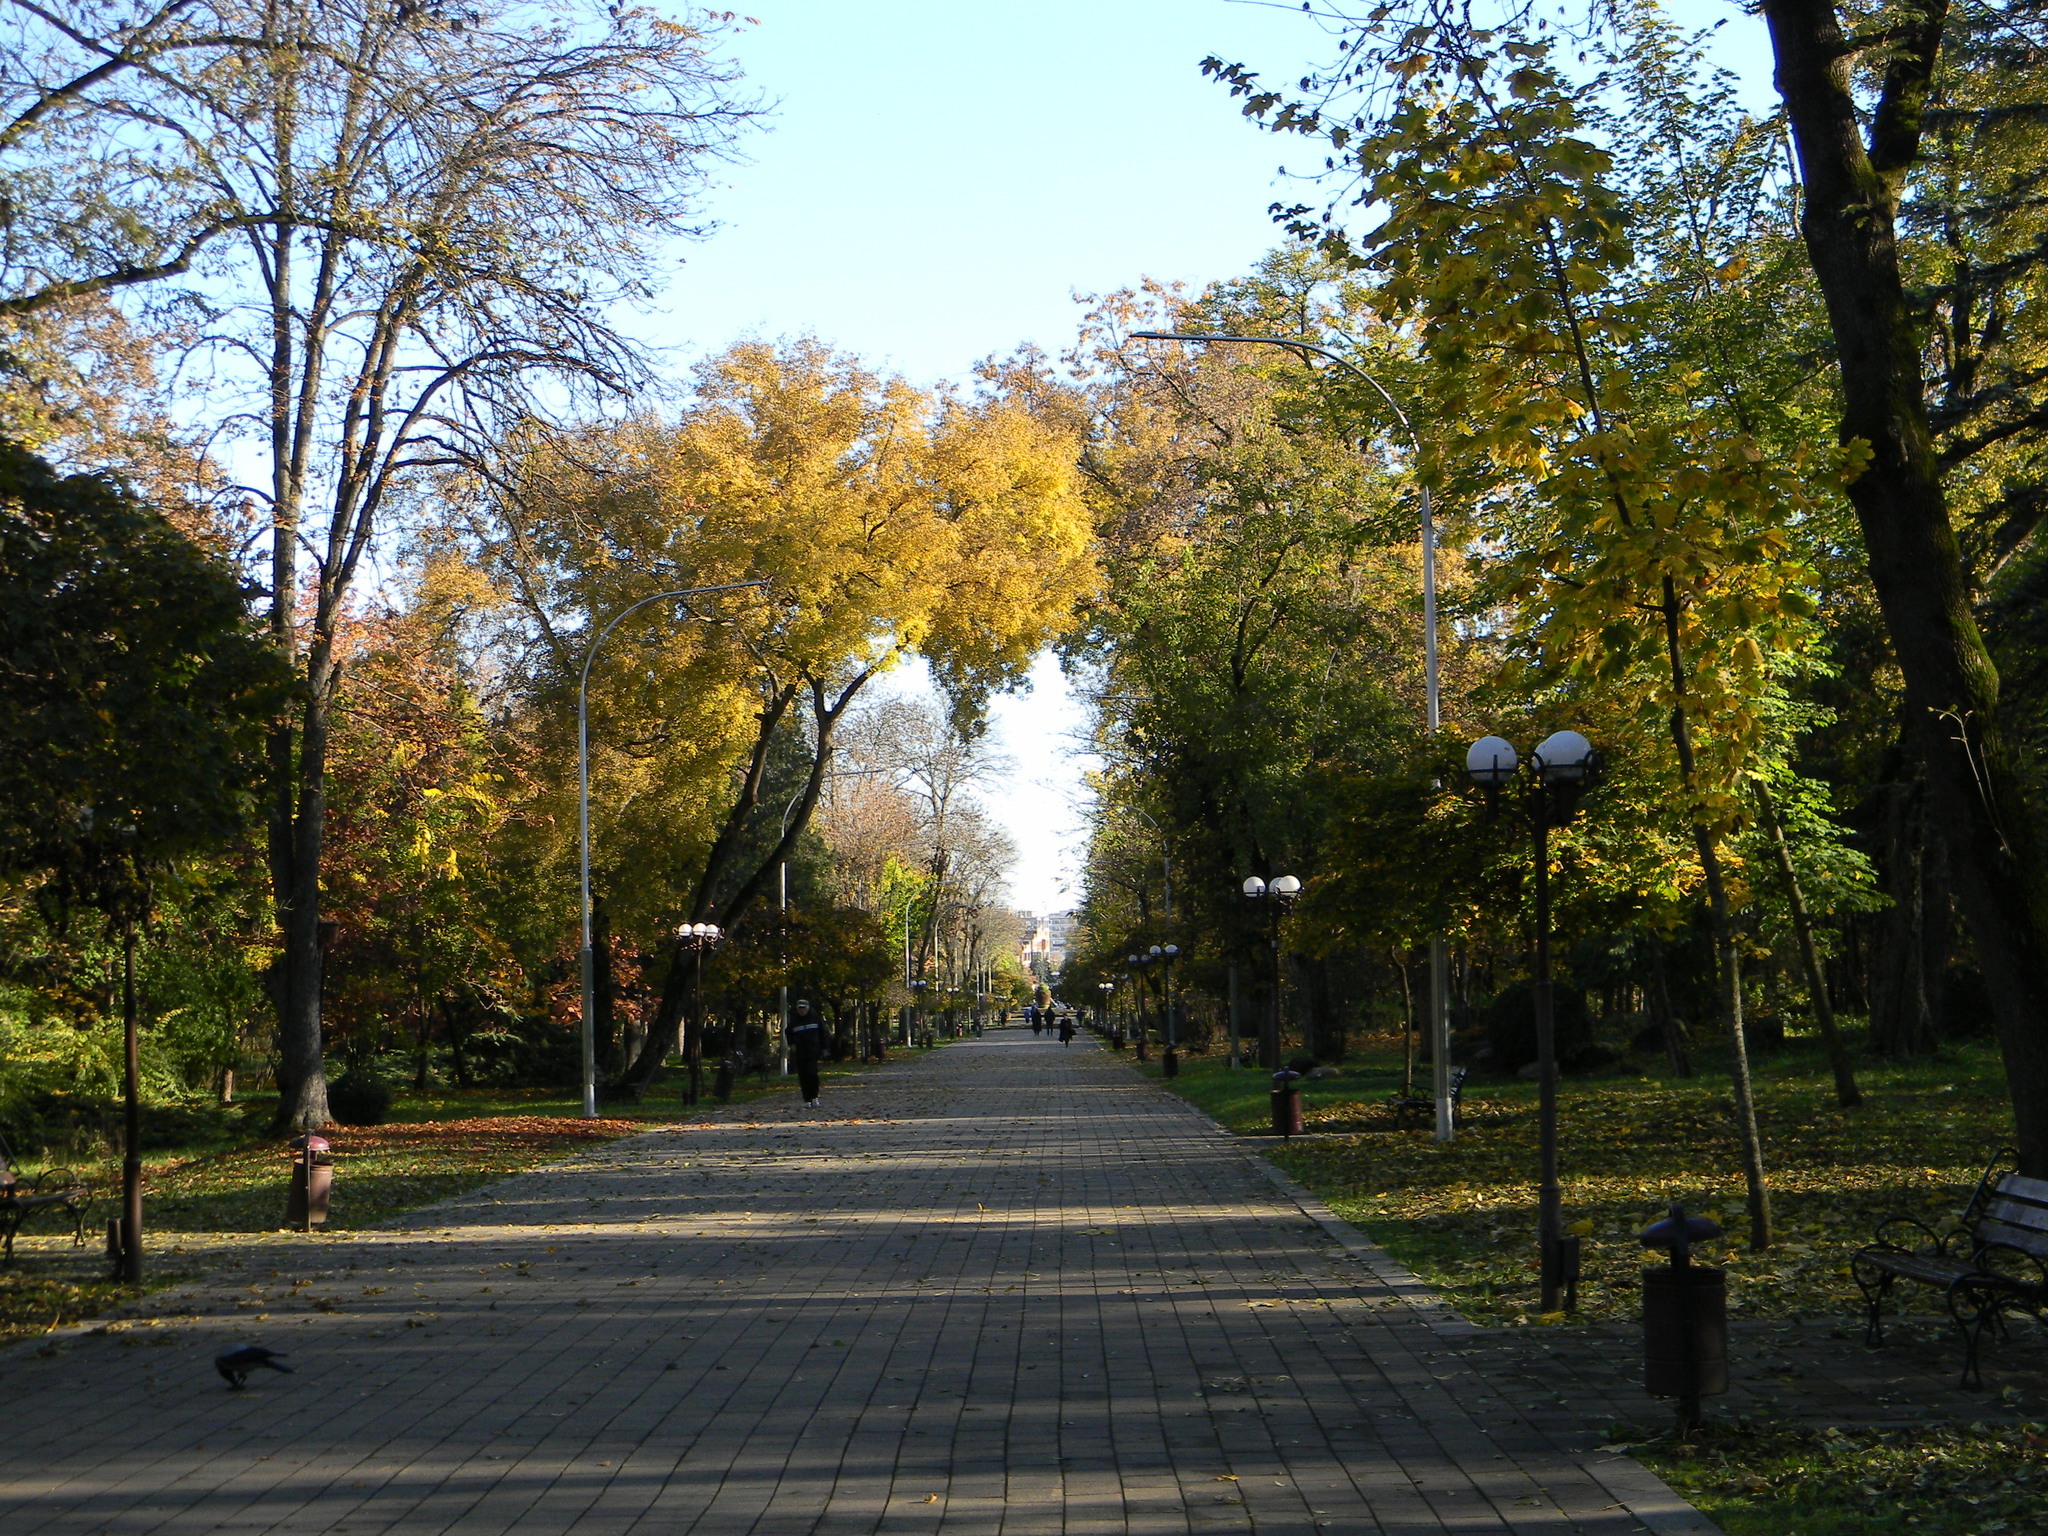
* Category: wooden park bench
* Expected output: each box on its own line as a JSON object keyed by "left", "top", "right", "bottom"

{"left": 0, "top": 1137, "right": 91, "bottom": 1265}
{"left": 1852, "top": 1148, "right": 2048, "bottom": 1389}
{"left": 1389, "top": 1065, "right": 1467, "bottom": 1124}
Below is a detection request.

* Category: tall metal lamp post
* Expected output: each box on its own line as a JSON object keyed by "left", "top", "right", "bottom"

{"left": 1132, "top": 330, "right": 1455, "bottom": 1141}
{"left": 1241, "top": 875, "right": 1301, "bottom": 1068}
{"left": 1464, "top": 729, "right": 1598, "bottom": 1312}
{"left": 577, "top": 579, "right": 767, "bottom": 1118}
{"left": 1098, "top": 979, "right": 1114, "bottom": 1036}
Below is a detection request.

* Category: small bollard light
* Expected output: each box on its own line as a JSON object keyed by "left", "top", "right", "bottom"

{"left": 1270, "top": 1069, "right": 1304, "bottom": 1139}
{"left": 285, "top": 1134, "right": 333, "bottom": 1232}
{"left": 1640, "top": 1203, "right": 1729, "bottom": 1431}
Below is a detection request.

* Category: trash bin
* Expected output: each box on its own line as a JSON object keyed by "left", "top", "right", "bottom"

{"left": 1270, "top": 1070, "right": 1303, "bottom": 1138}
{"left": 285, "top": 1134, "right": 333, "bottom": 1230}
{"left": 1162, "top": 1047, "right": 1179, "bottom": 1079}
{"left": 1640, "top": 1204, "right": 1728, "bottom": 1429}
{"left": 713, "top": 1054, "right": 736, "bottom": 1103}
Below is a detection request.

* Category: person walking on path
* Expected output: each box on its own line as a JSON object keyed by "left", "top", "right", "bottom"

{"left": 1059, "top": 1012, "right": 1076, "bottom": 1046}
{"left": 1027, "top": 1003, "right": 1042, "bottom": 1036}
{"left": 788, "top": 998, "right": 825, "bottom": 1108}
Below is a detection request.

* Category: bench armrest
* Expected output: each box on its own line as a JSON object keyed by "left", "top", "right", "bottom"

{"left": 1870, "top": 1216, "right": 1952, "bottom": 1256}
{"left": 1968, "top": 1240, "right": 2048, "bottom": 1293}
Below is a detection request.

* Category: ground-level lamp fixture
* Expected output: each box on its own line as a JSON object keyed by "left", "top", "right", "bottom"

{"left": 1242, "top": 876, "right": 1301, "bottom": 1070}
{"left": 577, "top": 579, "right": 768, "bottom": 1118}
{"left": 1464, "top": 729, "right": 1599, "bottom": 1313}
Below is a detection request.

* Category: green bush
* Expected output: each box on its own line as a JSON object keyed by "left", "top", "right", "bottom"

{"left": 326, "top": 1071, "right": 393, "bottom": 1126}
{"left": 1483, "top": 981, "right": 1596, "bottom": 1072}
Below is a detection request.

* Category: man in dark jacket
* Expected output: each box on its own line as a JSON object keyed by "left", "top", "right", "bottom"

{"left": 789, "top": 999, "right": 825, "bottom": 1108}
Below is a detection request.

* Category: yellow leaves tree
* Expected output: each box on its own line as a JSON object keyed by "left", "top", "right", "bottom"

{"left": 1213, "top": 11, "right": 1864, "bottom": 1246}
{"left": 483, "top": 337, "right": 1095, "bottom": 1091}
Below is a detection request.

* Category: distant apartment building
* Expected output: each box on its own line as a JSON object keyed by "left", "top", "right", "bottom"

{"left": 1017, "top": 909, "right": 1076, "bottom": 977}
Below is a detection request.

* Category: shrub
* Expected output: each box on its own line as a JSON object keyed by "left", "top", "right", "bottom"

{"left": 326, "top": 1071, "right": 392, "bottom": 1126}
{"left": 1483, "top": 981, "right": 1596, "bottom": 1072}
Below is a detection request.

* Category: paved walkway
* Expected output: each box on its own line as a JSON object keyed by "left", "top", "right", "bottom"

{"left": 1, "top": 1029, "right": 1712, "bottom": 1535}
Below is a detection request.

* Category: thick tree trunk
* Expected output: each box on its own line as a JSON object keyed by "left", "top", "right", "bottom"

{"left": 1766, "top": 0, "right": 2048, "bottom": 1174}
{"left": 622, "top": 673, "right": 867, "bottom": 1092}
{"left": 272, "top": 682, "right": 332, "bottom": 1132}
{"left": 591, "top": 897, "right": 620, "bottom": 1079}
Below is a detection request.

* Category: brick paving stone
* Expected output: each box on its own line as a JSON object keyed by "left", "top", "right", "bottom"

{"left": 0, "top": 1029, "right": 1716, "bottom": 1535}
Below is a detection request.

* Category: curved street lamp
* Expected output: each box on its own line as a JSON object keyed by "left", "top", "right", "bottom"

{"left": 1134, "top": 329, "right": 1456, "bottom": 1140}
{"left": 578, "top": 580, "right": 768, "bottom": 1118}
{"left": 1465, "top": 727, "right": 1599, "bottom": 1312}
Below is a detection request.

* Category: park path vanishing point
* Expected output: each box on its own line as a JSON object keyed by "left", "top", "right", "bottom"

{"left": 0, "top": 1028, "right": 1717, "bottom": 1536}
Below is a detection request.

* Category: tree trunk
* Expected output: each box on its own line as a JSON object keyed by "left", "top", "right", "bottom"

{"left": 1867, "top": 749, "right": 1941, "bottom": 1056}
{"left": 1766, "top": 0, "right": 2048, "bottom": 1175}
{"left": 272, "top": 681, "right": 332, "bottom": 1132}
{"left": 622, "top": 673, "right": 866, "bottom": 1092}
{"left": 443, "top": 998, "right": 472, "bottom": 1090}
{"left": 1753, "top": 779, "right": 1862, "bottom": 1106}
{"left": 120, "top": 915, "right": 142, "bottom": 1283}
{"left": 1661, "top": 577, "right": 1770, "bottom": 1248}
{"left": 1648, "top": 941, "right": 1692, "bottom": 1078}
{"left": 592, "top": 897, "right": 620, "bottom": 1078}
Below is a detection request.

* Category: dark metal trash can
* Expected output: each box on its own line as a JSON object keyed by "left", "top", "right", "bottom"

{"left": 285, "top": 1134, "right": 333, "bottom": 1229}
{"left": 1270, "top": 1070, "right": 1303, "bottom": 1138}
{"left": 1640, "top": 1204, "right": 1728, "bottom": 1428}
{"left": 1643, "top": 1265, "right": 1728, "bottom": 1397}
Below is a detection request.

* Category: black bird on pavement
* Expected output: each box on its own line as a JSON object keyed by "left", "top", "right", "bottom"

{"left": 215, "top": 1346, "right": 293, "bottom": 1388}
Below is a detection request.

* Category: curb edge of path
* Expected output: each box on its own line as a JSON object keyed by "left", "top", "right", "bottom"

{"left": 1129, "top": 1059, "right": 1727, "bottom": 1536}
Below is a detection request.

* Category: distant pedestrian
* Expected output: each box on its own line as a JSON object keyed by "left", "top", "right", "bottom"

{"left": 789, "top": 999, "right": 825, "bottom": 1109}
{"left": 1027, "top": 1004, "right": 1042, "bottom": 1036}
{"left": 1058, "top": 1014, "right": 1076, "bottom": 1046}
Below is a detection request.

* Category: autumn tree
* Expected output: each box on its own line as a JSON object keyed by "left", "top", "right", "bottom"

{"left": 76, "top": 0, "right": 758, "bottom": 1129}
{"left": 474, "top": 338, "right": 1096, "bottom": 1093}
{"left": 1226, "top": 0, "right": 2048, "bottom": 1171}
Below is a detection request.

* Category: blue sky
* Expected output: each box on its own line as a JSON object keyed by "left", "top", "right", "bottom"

{"left": 652, "top": 0, "right": 1329, "bottom": 387}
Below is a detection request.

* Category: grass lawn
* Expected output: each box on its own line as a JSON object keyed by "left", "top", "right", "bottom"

{"left": 1136, "top": 1029, "right": 2041, "bottom": 1535}
{"left": 1633, "top": 1419, "right": 2048, "bottom": 1536}
{"left": 0, "top": 1050, "right": 885, "bottom": 1344}
{"left": 1137, "top": 1032, "right": 2016, "bottom": 1326}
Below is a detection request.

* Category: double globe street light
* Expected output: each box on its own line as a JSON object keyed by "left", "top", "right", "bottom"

{"left": 1148, "top": 943, "right": 1182, "bottom": 1077}
{"left": 1465, "top": 728, "right": 1599, "bottom": 1313}
{"left": 1241, "top": 875, "right": 1301, "bottom": 1070}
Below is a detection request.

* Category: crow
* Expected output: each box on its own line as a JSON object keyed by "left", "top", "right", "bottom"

{"left": 215, "top": 1346, "right": 293, "bottom": 1388}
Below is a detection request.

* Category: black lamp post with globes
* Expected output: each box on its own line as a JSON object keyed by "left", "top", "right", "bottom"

{"left": 1465, "top": 728, "right": 1599, "bottom": 1313}
{"left": 1241, "top": 875, "right": 1301, "bottom": 1069}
